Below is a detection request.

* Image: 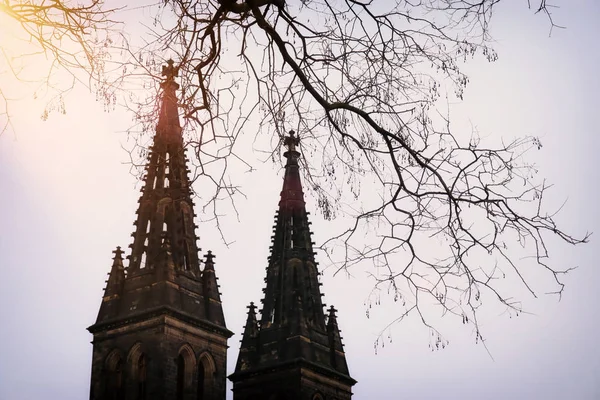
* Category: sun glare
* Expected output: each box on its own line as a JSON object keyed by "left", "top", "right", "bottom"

{"left": 0, "top": 8, "right": 70, "bottom": 98}
{"left": 0, "top": 9, "right": 29, "bottom": 47}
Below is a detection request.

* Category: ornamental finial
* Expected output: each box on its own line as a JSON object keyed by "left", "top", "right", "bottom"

{"left": 283, "top": 130, "right": 299, "bottom": 153}
{"left": 112, "top": 246, "right": 124, "bottom": 260}
{"left": 161, "top": 59, "right": 179, "bottom": 83}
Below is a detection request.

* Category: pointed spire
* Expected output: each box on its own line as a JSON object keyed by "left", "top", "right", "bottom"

{"left": 104, "top": 246, "right": 125, "bottom": 297}
{"left": 202, "top": 251, "right": 225, "bottom": 326}
{"left": 127, "top": 59, "right": 202, "bottom": 277}
{"left": 327, "top": 305, "right": 339, "bottom": 332}
{"left": 94, "top": 247, "right": 126, "bottom": 323}
{"left": 279, "top": 130, "right": 305, "bottom": 211}
{"left": 259, "top": 132, "right": 322, "bottom": 329}
{"left": 327, "top": 305, "right": 349, "bottom": 375}
{"left": 204, "top": 250, "right": 215, "bottom": 271}
{"left": 242, "top": 302, "right": 259, "bottom": 342}
{"left": 157, "top": 59, "right": 181, "bottom": 138}
{"left": 231, "top": 131, "right": 355, "bottom": 392}
{"left": 235, "top": 302, "right": 258, "bottom": 372}
{"left": 90, "top": 60, "right": 232, "bottom": 339}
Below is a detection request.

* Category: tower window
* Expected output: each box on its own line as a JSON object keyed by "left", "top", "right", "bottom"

{"left": 164, "top": 153, "right": 170, "bottom": 188}
{"left": 197, "top": 362, "right": 205, "bottom": 400}
{"left": 176, "top": 354, "right": 185, "bottom": 400}
{"left": 181, "top": 210, "right": 187, "bottom": 235}
{"left": 137, "top": 354, "right": 147, "bottom": 400}
{"left": 289, "top": 217, "right": 293, "bottom": 248}
{"left": 140, "top": 220, "right": 151, "bottom": 269}
{"left": 182, "top": 241, "right": 190, "bottom": 271}
{"left": 140, "top": 237, "right": 149, "bottom": 269}
{"left": 105, "top": 356, "right": 125, "bottom": 400}
{"left": 164, "top": 164, "right": 170, "bottom": 188}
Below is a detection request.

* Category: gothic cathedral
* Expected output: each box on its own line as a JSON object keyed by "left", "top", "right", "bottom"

{"left": 88, "top": 61, "right": 356, "bottom": 400}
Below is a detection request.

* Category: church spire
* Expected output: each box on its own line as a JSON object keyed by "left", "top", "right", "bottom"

{"left": 89, "top": 59, "right": 231, "bottom": 328}
{"left": 157, "top": 59, "right": 181, "bottom": 139}
{"left": 260, "top": 131, "right": 323, "bottom": 329}
{"left": 230, "top": 131, "right": 355, "bottom": 399}
{"left": 279, "top": 131, "right": 305, "bottom": 211}
{"left": 88, "top": 61, "right": 232, "bottom": 400}
{"left": 126, "top": 59, "right": 201, "bottom": 277}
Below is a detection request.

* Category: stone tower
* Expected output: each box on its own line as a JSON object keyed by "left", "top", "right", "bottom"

{"left": 229, "top": 132, "right": 356, "bottom": 400}
{"left": 88, "top": 60, "right": 232, "bottom": 400}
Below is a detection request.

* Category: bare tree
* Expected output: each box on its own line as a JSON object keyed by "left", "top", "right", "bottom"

{"left": 0, "top": 0, "right": 117, "bottom": 133}
{"left": 14, "top": 0, "right": 587, "bottom": 349}
{"left": 106, "top": 0, "right": 588, "bottom": 350}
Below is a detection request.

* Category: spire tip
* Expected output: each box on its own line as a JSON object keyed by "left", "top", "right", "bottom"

{"left": 112, "top": 246, "right": 124, "bottom": 260}
{"left": 162, "top": 59, "right": 179, "bottom": 83}
{"left": 283, "top": 130, "right": 300, "bottom": 155}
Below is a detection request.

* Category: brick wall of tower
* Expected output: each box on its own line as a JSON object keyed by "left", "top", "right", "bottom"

{"left": 231, "top": 365, "right": 353, "bottom": 400}
{"left": 90, "top": 315, "right": 229, "bottom": 400}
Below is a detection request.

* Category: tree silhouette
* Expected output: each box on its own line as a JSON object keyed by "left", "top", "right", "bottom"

{"left": 1, "top": 0, "right": 588, "bottom": 348}
{"left": 0, "top": 0, "right": 116, "bottom": 132}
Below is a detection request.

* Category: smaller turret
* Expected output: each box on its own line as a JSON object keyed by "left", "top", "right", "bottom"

{"left": 105, "top": 247, "right": 125, "bottom": 296}
{"left": 235, "top": 302, "right": 259, "bottom": 372}
{"left": 95, "top": 247, "right": 125, "bottom": 323}
{"left": 202, "top": 251, "right": 225, "bottom": 326}
{"left": 327, "top": 305, "right": 349, "bottom": 375}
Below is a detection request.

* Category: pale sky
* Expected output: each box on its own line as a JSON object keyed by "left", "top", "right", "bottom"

{"left": 1, "top": 1, "right": 599, "bottom": 399}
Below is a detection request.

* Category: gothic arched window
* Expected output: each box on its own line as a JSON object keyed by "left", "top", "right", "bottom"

{"left": 197, "top": 352, "right": 216, "bottom": 400}
{"left": 137, "top": 354, "right": 147, "bottom": 400}
{"left": 104, "top": 352, "right": 125, "bottom": 400}
{"left": 176, "top": 345, "right": 197, "bottom": 400}
{"left": 197, "top": 362, "right": 205, "bottom": 400}
{"left": 176, "top": 354, "right": 185, "bottom": 400}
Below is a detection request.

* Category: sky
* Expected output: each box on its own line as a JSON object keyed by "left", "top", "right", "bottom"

{"left": 1, "top": 1, "right": 600, "bottom": 399}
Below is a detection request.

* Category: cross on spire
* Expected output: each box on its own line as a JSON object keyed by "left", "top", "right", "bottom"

{"left": 112, "top": 246, "right": 124, "bottom": 260}
{"left": 161, "top": 59, "right": 179, "bottom": 83}
{"left": 283, "top": 130, "right": 299, "bottom": 153}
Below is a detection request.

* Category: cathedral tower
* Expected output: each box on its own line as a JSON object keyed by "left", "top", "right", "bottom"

{"left": 229, "top": 132, "right": 356, "bottom": 400}
{"left": 88, "top": 60, "right": 232, "bottom": 400}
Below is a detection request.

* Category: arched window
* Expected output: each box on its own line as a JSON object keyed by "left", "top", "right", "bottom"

{"left": 104, "top": 352, "right": 125, "bottom": 400}
{"left": 176, "top": 354, "right": 185, "bottom": 400}
{"left": 197, "top": 352, "right": 216, "bottom": 400}
{"left": 137, "top": 354, "right": 147, "bottom": 400}
{"left": 182, "top": 240, "right": 190, "bottom": 271}
{"left": 164, "top": 153, "right": 170, "bottom": 188}
{"left": 197, "top": 362, "right": 205, "bottom": 400}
